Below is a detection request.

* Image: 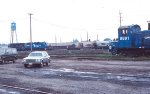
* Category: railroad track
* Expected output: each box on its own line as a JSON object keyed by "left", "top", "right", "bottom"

{"left": 0, "top": 84, "right": 52, "bottom": 94}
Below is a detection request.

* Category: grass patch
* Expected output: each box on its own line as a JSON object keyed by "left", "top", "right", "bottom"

{"left": 96, "top": 53, "right": 150, "bottom": 61}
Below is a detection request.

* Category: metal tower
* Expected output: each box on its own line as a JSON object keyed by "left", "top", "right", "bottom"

{"left": 10, "top": 22, "right": 18, "bottom": 43}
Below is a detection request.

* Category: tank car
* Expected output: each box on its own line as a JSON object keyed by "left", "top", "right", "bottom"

{"left": 109, "top": 24, "right": 150, "bottom": 56}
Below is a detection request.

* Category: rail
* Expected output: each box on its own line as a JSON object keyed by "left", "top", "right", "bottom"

{"left": 0, "top": 84, "right": 52, "bottom": 94}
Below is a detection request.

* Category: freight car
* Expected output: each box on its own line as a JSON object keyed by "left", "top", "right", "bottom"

{"left": 109, "top": 24, "right": 150, "bottom": 56}
{"left": 8, "top": 40, "right": 110, "bottom": 51}
{"left": 8, "top": 43, "right": 25, "bottom": 51}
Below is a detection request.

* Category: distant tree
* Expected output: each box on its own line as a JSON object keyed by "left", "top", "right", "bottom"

{"left": 73, "top": 39, "right": 79, "bottom": 43}
{"left": 103, "top": 38, "right": 112, "bottom": 41}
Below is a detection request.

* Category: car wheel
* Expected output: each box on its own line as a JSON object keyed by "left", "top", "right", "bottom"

{"left": 24, "top": 64, "right": 28, "bottom": 68}
{"left": 46, "top": 59, "right": 50, "bottom": 66}
{"left": 39, "top": 63, "right": 43, "bottom": 68}
{"left": 12, "top": 60, "right": 15, "bottom": 63}
{"left": 46, "top": 62, "right": 49, "bottom": 66}
{"left": 49, "top": 59, "right": 51, "bottom": 63}
{"left": 2, "top": 59, "right": 5, "bottom": 64}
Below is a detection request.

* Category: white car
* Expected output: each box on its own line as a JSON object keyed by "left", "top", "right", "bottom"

{"left": 22, "top": 51, "right": 51, "bottom": 68}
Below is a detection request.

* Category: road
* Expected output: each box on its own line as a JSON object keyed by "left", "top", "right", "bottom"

{"left": 0, "top": 59, "right": 150, "bottom": 94}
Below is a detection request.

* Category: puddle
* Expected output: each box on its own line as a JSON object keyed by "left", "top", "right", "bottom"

{"left": 0, "top": 89, "right": 6, "bottom": 92}
{"left": 0, "top": 88, "right": 20, "bottom": 94}
{"left": 22, "top": 68, "right": 150, "bottom": 83}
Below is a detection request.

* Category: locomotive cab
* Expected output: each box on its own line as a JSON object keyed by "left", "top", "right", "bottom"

{"left": 109, "top": 25, "right": 141, "bottom": 55}
{"left": 110, "top": 24, "right": 150, "bottom": 56}
{"left": 118, "top": 25, "right": 141, "bottom": 48}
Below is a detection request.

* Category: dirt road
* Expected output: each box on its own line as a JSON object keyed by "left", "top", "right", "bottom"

{"left": 0, "top": 59, "right": 150, "bottom": 94}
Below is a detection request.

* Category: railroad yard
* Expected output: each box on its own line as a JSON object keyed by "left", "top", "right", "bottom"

{"left": 0, "top": 55, "right": 150, "bottom": 94}
{"left": 1, "top": 0, "right": 150, "bottom": 94}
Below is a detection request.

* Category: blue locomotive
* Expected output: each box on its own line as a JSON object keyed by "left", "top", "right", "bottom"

{"left": 24, "top": 42, "right": 48, "bottom": 50}
{"left": 8, "top": 42, "right": 49, "bottom": 51}
{"left": 109, "top": 24, "right": 150, "bottom": 56}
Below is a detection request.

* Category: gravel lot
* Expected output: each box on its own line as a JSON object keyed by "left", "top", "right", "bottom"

{"left": 0, "top": 59, "right": 150, "bottom": 94}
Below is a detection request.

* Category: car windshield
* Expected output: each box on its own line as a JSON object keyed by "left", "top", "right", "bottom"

{"left": 29, "top": 52, "right": 42, "bottom": 57}
{"left": 0, "top": 49, "right": 5, "bottom": 55}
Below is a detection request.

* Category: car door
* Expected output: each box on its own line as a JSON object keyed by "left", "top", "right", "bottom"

{"left": 42, "top": 52, "right": 50, "bottom": 63}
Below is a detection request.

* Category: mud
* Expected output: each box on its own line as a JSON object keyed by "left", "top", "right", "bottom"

{"left": 0, "top": 59, "right": 150, "bottom": 94}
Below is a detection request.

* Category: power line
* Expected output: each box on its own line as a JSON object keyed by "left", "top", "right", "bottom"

{"left": 32, "top": 17, "right": 116, "bottom": 32}
{"left": 0, "top": 17, "right": 28, "bottom": 23}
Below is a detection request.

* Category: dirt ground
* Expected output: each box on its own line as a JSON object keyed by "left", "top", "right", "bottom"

{"left": 0, "top": 58, "right": 150, "bottom": 94}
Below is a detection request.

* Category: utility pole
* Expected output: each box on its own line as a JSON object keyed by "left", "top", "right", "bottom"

{"left": 55, "top": 34, "right": 57, "bottom": 46}
{"left": 97, "top": 34, "right": 98, "bottom": 41}
{"left": 80, "top": 35, "right": 82, "bottom": 42}
{"left": 28, "top": 13, "right": 33, "bottom": 51}
{"left": 119, "top": 10, "right": 122, "bottom": 27}
{"left": 87, "top": 32, "right": 88, "bottom": 42}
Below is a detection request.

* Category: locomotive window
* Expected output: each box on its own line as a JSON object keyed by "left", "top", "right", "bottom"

{"left": 122, "top": 29, "right": 127, "bottom": 35}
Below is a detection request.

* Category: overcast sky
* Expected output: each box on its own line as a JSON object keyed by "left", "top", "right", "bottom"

{"left": 0, "top": 0, "right": 150, "bottom": 43}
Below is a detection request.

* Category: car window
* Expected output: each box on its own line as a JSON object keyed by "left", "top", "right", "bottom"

{"left": 43, "top": 52, "right": 47, "bottom": 57}
{"left": 0, "top": 49, "right": 5, "bottom": 55}
{"left": 29, "top": 52, "right": 42, "bottom": 56}
{"left": 12, "top": 49, "right": 17, "bottom": 53}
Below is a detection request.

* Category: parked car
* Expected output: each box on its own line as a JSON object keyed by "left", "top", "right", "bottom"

{"left": 0, "top": 48, "right": 18, "bottom": 64}
{"left": 22, "top": 51, "right": 51, "bottom": 68}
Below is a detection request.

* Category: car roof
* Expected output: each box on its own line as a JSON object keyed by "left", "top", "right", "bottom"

{"left": 31, "top": 51, "right": 47, "bottom": 53}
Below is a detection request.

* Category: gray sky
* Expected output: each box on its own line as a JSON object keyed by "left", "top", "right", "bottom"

{"left": 0, "top": 0, "right": 150, "bottom": 43}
